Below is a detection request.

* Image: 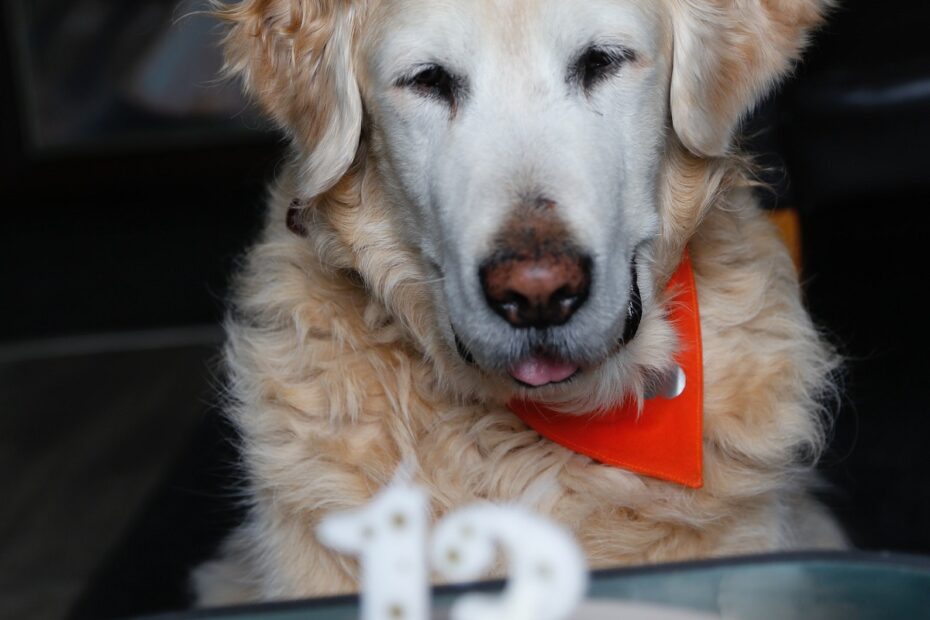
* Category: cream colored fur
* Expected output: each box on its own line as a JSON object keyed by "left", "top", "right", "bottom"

{"left": 194, "top": 0, "right": 845, "bottom": 605}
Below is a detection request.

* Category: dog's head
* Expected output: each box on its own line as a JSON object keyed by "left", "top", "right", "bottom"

{"left": 219, "top": 0, "right": 827, "bottom": 406}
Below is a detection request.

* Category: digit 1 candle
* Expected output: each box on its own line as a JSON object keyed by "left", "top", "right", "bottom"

{"left": 318, "top": 480, "right": 430, "bottom": 620}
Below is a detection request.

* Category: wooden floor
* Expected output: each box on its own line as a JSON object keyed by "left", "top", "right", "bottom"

{"left": 0, "top": 335, "right": 219, "bottom": 620}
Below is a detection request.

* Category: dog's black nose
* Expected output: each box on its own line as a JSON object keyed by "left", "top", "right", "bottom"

{"left": 480, "top": 251, "right": 592, "bottom": 328}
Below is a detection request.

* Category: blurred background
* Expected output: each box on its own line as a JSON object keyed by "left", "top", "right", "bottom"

{"left": 1, "top": 0, "right": 929, "bottom": 619}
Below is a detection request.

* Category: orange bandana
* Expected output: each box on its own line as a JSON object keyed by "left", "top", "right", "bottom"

{"left": 507, "top": 252, "right": 703, "bottom": 488}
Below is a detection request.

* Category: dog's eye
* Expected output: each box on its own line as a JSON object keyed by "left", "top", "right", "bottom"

{"left": 399, "top": 64, "right": 460, "bottom": 106}
{"left": 573, "top": 46, "right": 635, "bottom": 91}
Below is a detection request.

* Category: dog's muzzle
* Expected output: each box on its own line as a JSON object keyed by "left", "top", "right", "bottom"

{"left": 452, "top": 258, "right": 644, "bottom": 376}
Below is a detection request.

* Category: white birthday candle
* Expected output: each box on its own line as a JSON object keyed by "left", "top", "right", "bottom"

{"left": 431, "top": 504, "right": 588, "bottom": 620}
{"left": 317, "top": 478, "right": 430, "bottom": 620}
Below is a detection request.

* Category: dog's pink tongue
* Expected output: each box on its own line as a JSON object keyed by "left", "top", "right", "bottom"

{"left": 509, "top": 356, "right": 579, "bottom": 387}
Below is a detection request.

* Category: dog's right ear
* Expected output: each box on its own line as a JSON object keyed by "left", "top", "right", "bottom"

{"left": 216, "top": 0, "right": 364, "bottom": 197}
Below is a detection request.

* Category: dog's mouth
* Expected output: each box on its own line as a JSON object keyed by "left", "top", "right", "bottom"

{"left": 453, "top": 261, "right": 642, "bottom": 388}
{"left": 508, "top": 354, "right": 580, "bottom": 387}
{"left": 454, "top": 331, "right": 580, "bottom": 387}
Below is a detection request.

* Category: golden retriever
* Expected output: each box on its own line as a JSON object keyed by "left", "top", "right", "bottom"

{"left": 194, "top": 0, "right": 845, "bottom": 604}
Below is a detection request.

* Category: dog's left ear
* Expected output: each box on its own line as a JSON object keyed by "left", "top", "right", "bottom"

{"left": 669, "top": 0, "right": 831, "bottom": 158}
{"left": 217, "top": 0, "right": 364, "bottom": 197}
